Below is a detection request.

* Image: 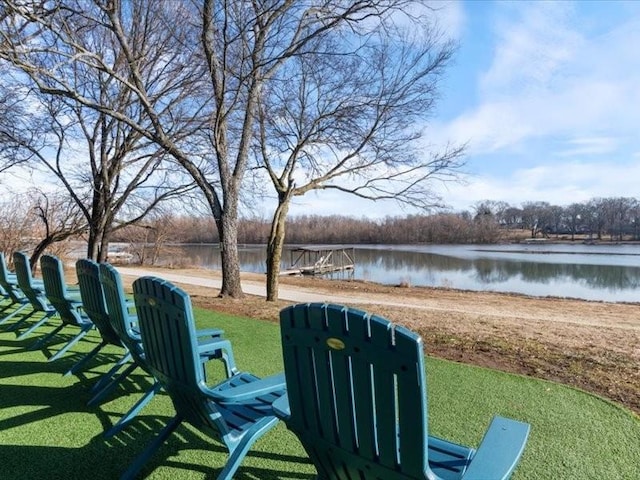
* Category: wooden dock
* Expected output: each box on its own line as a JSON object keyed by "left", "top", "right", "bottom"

{"left": 282, "top": 247, "right": 355, "bottom": 277}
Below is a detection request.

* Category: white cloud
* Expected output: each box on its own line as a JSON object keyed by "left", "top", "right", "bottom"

{"left": 435, "top": 63, "right": 637, "bottom": 158}
{"left": 287, "top": 188, "right": 405, "bottom": 219}
{"left": 557, "top": 137, "right": 619, "bottom": 157}
{"left": 480, "top": 2, "right": 583, "bottom": 97}
{"left": 436, "top": 160, "right": 640, "bottom": 211}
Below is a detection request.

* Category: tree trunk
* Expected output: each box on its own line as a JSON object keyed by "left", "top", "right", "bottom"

{"left": 217, "top": 200, "right": 243, "bottom": 298}
{"left": 30, "top": 238, "right": 51, "bottom": 274}
{"left": 266, "top": 199, "right": 290, "bottom": 301}
{"left": 87, "top": 224, "right": 110, "bottom": 262}
{"left": 98, "top": 233, "right": 110, "bottom": 263}
{"left": 87, "top": 187, "right": 106, "bottom": 261}
{"left": 87, "top": 226, "right": 99, "bottom": 260}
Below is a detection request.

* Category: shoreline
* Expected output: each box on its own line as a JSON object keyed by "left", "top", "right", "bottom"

{"left": 118, "top": 266, "right": 640, "bottom": 416}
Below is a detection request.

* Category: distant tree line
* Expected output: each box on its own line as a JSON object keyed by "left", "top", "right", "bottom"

{"left": 471, "top": 197, "right": 640, "bottom": 241}
{"left": 111, "top": 211, "right": 501, "bottom": 245}
{"left": 110, "top": 196, "right": 640, "bottom": 247}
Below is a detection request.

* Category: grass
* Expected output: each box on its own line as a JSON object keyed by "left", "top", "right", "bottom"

{"left": 1, "top": 306, "right": 639, "bottom": 479}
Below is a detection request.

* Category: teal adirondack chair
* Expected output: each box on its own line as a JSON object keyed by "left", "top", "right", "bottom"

{"left": 36, "top": 255, "right": 94, "bottom": 361}
{"left": 11, "top": 252, "right": 58, "bottom": 340}
{"left": 88, "top": 261, "right": 161, "bottom": 436}
{"left": 126, "top": 276, "right": 286, "bottom": 480}
{"left": 274, "top": 303, "right": 530, "bottom": 480}
{"left": 69, "top": 258, "right": 129, "bottom": 376}
{"left": 93, "top": 263, "right": 235, "bottom": 438}
{"left": 0, "top": 252, "right": 33, "bottom": 326}
{"left": 0, "top": 252, "right": 15, "bottom": 300}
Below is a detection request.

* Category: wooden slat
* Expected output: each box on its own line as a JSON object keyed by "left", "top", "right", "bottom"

{"left": 325, "top": 305, "right": 357, "bottom": 451}
{"left": 369, "top": 313, "right": 400, "bottom": 468}
{"left": 394, "top": 325, "right": 427, "bottom": 476}
{"left": 307, "top": 304, "right": 339, "bottom": 443}
{"left": 348, "top": 308, "right": 377, "bottom": 461}
{"left": 281, "top": 304, "right": 320, "bottom": 434}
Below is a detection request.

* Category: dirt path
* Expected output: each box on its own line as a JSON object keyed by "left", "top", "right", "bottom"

{"left": 118, "top": 266, "right": 640, "bottom": 416}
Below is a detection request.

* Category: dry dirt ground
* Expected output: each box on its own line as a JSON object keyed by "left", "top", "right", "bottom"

{"left": 119, "top": 267, "right": 640, "bottom": 416}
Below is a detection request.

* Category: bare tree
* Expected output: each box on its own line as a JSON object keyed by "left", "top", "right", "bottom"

{"left": 584, "top": 198, "right": 607, "bottom": 240}
{"left": 29, "top": 189, "right": 87, "bottom": 267}
{"left": 521, "top": 201, "right": 551, "bottom": 238}
{"left": 0, "top": 4, "right": 198, "bottom": 262}
{"left": 565, "top": 202, "right": 583, "bottom": 241}
{"left": 0, "top": 193, "right": 37, "bottom": 259}
{"left": 0, "top": 82, "right": 37, "bottom": 173}
{"left": 0, "top": 190, "right": 84, "bottom": 269}
{"left": 546, "top": 204, "right": 564, "bottom": 237}
{"left": 0, "top": 91, "right": 196, "bottom": 261}
{"left": 600, "top": 197, "right": 634, "bottom": 241}
{"left": 473, "top": 200, "right": 510, "bottom": 222}
{"left": 255, "top": 10, "right": 464, "bottom": 299}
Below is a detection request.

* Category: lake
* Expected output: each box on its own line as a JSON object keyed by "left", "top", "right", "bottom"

{"left": 161, "top": 243, "right": 640, "bottom": 303}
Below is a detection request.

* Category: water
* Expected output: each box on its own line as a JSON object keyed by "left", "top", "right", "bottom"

{"left": 162, "top": 243, "right": 640, "bottom": 302}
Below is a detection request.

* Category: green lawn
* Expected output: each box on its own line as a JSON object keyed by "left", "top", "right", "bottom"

{"left": 1, "top": 307, "right": 639, "bottom": 479}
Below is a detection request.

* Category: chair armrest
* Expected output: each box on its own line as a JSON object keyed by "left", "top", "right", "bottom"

{"left": 30, "top": 283, "right": 45, "bottom": 294}
{"left": 461, "top": 416, "right": 530, "bottom": 480}
{"left": 197, "top": 337, "right": 232, "bottom": 356}
{"left": 272, "top": 392, "right": 291, "bottom": 420}
{"left": 66, "top": 292, "right": 83, "bottom": 303}
{"left": 195, "top": 328, "right": 224, "bottom": 341}
{"left": 197, "top": 338, "right": 239, "bottom": 377}
{"left": 210, "top": 372, "right": 286, "bottom": 402}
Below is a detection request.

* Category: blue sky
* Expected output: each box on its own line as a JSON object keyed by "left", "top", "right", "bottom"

{"left": 288, "top": 0, "right": 640, "bottom": 217}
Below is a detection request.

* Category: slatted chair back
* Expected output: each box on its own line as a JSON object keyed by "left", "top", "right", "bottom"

{"left": 280, "top": 303, "right": 434, "bottom": 479}
{"left": 13, "top": 252, "right": 53, "bottom": 312}
{"left": 76, "top": 259, "right": 121, "bottom": 345}
{"left": 99, "top": 262, "right": 144, "bottom": 362}
{"left": 122, "top": 275, "right": 285, "bottom": 480}
{"left": 132, "top": 276, "right": 222, "bottom": 429}
{"left": 40, "top": 254, "right": 86, "bottom": 326}
{"left": 0, "top": 252, "right": 24, "bottom": 303}
{"left": 279, "top": 303, "right": 530, "bottom": 480}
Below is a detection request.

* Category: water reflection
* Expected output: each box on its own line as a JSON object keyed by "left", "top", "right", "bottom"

{"left": 163, "top": 244, "right": 640, "bottom": 302}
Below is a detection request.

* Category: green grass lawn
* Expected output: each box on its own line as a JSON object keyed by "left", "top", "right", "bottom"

{"left": 1, "top": 306, "right": 639, "bottom": 479}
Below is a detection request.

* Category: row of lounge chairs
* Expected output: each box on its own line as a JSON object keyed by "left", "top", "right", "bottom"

{"left": 0, "top": 251, "right": 530, "bottom": 479}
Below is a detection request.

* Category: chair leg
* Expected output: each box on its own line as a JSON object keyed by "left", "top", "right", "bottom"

{"left": 6, "top": 309, "right": 37, "bottom": 332}
{"left": 47, "top": 325, "right": 93, "bottom": 361}
{"left": 0, "top": 303, "right": 29, "bottom": 325}
{"left": 119, "top": 415, "right": 183, "bottom": 480}
{"left": 0, "top": 301, "right": 13, "bottom": 315}
{"left": 103, "top": 381, "right": 162, "bottom": 438}
{"left": 90, "top": 351, "right": 133, "bottom": 393}
{"left": 216, "top": 417, "right": 280, "bottom": 480}
{"left": 17, "top": 311, "right": 56, "bottom": 340}
{"left": 88, "top": 362, "right": 138, "bottom": 406}
{"left": 27, "top": 322, "right": 63, "bottom": 349}
{"left": 65, "top": 340, "right": 108, "bottom": 376}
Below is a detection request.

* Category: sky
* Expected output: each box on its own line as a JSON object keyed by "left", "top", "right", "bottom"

{"left": 287, "top": 0, "right": 640, "bottom": 218}
{"left": 5, "top": 1, "right": 639, "bottom": 220}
